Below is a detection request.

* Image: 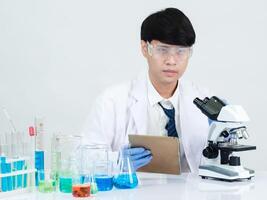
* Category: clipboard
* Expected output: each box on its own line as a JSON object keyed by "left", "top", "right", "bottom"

{"left": 128, "top": 134, "right": 180, "bottom": 175}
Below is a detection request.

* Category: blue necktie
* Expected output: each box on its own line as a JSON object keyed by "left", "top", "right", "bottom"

{"left": 158, "top": 102, "right": 178, "bottom": 138}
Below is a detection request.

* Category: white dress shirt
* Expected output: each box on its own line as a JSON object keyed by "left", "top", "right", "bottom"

{"left": 146, "top": 75, "right": 190, "bottom": 172}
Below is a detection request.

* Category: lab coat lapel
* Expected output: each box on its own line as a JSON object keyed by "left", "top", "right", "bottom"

{"left": 179, "top": 80, "right": 209, "bottom": 173}
{"left": 129, "top": 73, "right": 148, "bottom": 135}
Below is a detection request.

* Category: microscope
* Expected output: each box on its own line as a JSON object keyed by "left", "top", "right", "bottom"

{"left": 193, "top": 96, "right": 256, "bottom": 181}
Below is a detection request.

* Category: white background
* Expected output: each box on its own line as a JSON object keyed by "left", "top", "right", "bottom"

{"left": 0, "top": 0, "right": 266, "bottom": 170}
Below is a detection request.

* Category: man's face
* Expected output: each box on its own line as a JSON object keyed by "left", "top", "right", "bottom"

{"left": 141, "top": 40, "right": 191, "bottom": 86}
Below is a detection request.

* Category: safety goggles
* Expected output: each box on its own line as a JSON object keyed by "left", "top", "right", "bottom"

{"left": 147, "top": 42, "right": 193, "bottom": 60}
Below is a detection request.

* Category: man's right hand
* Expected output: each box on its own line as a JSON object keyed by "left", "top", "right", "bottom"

{"left": 122, "top": 147, "right": 152, "bottom": 171}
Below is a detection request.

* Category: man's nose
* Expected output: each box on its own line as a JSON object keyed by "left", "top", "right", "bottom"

{"left": 165, "top": 53, "right": 177, "bottom": 65}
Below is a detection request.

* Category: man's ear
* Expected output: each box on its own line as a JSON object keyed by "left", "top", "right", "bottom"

{"left": 141, "top": 40, "right": 148, "bottom": 58}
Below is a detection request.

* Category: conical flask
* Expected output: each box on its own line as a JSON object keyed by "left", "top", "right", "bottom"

{"left": 113, "top": 150, "right": 138, "bottom": 189}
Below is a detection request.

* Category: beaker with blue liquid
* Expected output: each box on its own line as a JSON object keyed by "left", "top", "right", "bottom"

{"left": 113, "top": 150, "right": 138, "bottom": 189}
{"left": 78, "top": 144, "right": 113, "bottom": 192}
{"left": 93, "top": 160, "right": 113, "bottom": 191}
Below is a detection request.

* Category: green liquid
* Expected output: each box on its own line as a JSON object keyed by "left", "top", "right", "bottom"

{"left": 90, "top": 182, "right": 98, "bottom": 194}
{"left": 38, "top": 180, "right": 56, "bottom": 193}
{"left": 59, "top": 177, "right": 72, "bottom": 193}
{"left": 51, "top": 152, "right": 61, "bottom": 184}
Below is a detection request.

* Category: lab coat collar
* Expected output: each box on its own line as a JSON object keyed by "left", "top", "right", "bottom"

{"left": 147, "top": 72, "right": 180, "bottom": 109}
{"left": 128, "top": 70, "right": 183, "bottom": 134}
{"left": 130, "top": 70, "right": 148, "bottom": 101}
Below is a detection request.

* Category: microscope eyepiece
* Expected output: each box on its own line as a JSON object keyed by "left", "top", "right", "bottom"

{"left": 193, "top": 96, "right": 226, "bottom": 120}
{"left": 193, "top": 98, "right": 203, "bottom": 108}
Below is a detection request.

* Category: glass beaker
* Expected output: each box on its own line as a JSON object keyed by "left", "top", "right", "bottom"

{"left": 93, "top": 161, "right": 113, "bottom": 191}
{"left": 72, "top": 174, "right": 90, "bottom": 198}
{"left": 59, "top": 158, "right": 78, "bottom": 193}
{"left": 78, "top": 144, "right": 109, "bottom": 172}
{"left": 51, "top": 134, "right": 81, "bottom": 187}
{"left": 77, "top": 144, "right": 110, "bottom": 193}
{"left": 77, "top": 145, "right": 109, "bottom": 178}
{"left": 37, "top": 169, "right": 56, "bottom": 193}
{"left": 113, "top": 150, "right": 138, "bottom": 189}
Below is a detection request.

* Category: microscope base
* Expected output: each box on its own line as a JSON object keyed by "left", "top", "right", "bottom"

{"left": 199, "top": 164, "right": 255, "bottom": 181}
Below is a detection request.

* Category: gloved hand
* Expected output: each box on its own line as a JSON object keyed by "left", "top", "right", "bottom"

{"left": 122, "top": 147, "right": 152, "bottom": 171}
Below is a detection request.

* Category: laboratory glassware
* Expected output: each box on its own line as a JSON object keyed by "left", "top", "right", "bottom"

{"left": 93, "top": 160, "right": 113, "bottom": 191}
{"left": 37, "top": 169, "right": 56, "bottom": 193}
{"left": 113, "top": 150, "right": 138, "bottom": 189}
{"left": 51, "top": 134, "right": 82, "bottom": 186}
{"left": 59, "top": 158, "right": 78, "bottom": 193}
{"left": 72, "top": 174, "right": 90, "bottom": 197}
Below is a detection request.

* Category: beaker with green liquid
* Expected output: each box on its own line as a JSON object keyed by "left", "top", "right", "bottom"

{"left": 59, "top": 158, "right": 79, "bottom": 193}
{"left": 51, "top": 134, "right": 81, "bottom": 190}
{"left": 37, "top": 169, "right": 56, "bottom": 193}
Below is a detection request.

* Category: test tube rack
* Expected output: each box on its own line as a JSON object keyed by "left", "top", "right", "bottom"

{"left": 0, "top": 167, "right": 36, "bottom": 198}
{"left": 0, "top": 132, "right": 36, "bottom": 198}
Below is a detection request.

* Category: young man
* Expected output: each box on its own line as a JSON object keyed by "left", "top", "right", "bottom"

{"left": 82, "top": 8, "right": 211, "bottom": 173}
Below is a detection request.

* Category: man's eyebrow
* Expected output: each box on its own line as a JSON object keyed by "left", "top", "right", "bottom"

{"left": 157, "top": 44, "right": 170, "bottom": 47}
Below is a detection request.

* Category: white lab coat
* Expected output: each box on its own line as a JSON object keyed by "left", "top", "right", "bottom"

{"left": 82, "top": 71, "right": 211, "bottom": 173}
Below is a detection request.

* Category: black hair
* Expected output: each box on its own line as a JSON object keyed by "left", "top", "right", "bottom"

{"left": 141, "top": 8, "right": 195, "bottom": 47}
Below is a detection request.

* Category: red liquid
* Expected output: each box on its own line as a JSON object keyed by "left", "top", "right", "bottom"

{"left": 72, "top": 184, "right": 90, "bottom": 197}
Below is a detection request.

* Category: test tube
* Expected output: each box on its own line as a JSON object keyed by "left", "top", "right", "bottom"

{"left": 51, "top": 133, "right": 61, "bottom": 186}
{"left": 0, "top": 133, "right": 7, "bottom": 192}
{"left": 34, "top": 117, "right": 46, "bottom": 186}
{"left": 6, "top": 161, "right": 12, "bottom": 191}
{"left": 1, "top": 108, "right": 27, "bottom": 191}
{"left": 35, "top": 117, "right": 45, "bottom": 151}
{"left": 0, "top": 132, "right": 7, "bottom": 157}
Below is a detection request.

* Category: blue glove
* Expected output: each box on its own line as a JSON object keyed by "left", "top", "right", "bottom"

{"left": 122, "top": 147, "right": 152, "bottom": 171}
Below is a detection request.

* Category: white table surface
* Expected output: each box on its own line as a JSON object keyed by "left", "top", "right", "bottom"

{"left": 1, "top": 171, "right": 266, "bottom": 200}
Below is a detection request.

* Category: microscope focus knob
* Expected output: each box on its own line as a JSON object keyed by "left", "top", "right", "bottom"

{"left": 202, "top": 145, "right": 218, "bottom": 159}
{"left": 229, "top": 156, "right": 241, "bottom": 166}
{"left": 221, "top": 131, "right": 229, "bottom": 138}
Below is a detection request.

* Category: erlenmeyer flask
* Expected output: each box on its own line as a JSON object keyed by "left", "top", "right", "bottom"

{"left": 113, "top": 150, "right": 138, "bottom": 189}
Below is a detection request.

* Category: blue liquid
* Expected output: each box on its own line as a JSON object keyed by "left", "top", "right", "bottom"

{"left": 6, "top": 163, "right": 12, "bottom": 191}
{"left": 35, "top": 151, "right": 44, "bottom": 186}
{"left": 80, "top": 175, "right": 90, "bottom": 184}
{"left": 95, "top": 175, "right": 113, "bottom": 191}
{"left": 35, "top": 151, "right": 44, "bottom": 170}
{"left": 113, "top": 173, "right": 138, "bottom": 189}
{"left": 0, "top": 159, "right": 8, "bottom": 192}
{"left": 14, "top": 160, "right": 24, "bottom": 188}
{"left": 59, "top": 177, "right": 72, "bottom": 193}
